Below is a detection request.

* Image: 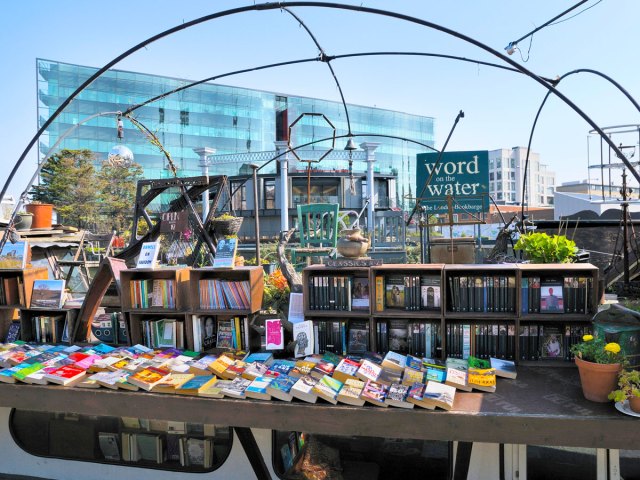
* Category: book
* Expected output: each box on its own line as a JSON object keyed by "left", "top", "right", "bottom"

{"left": 381, "top": 350, "right": 407, "bottom": 373}
{"left": 212, "top": 237, "right": 238, "bottom": 269}
{"left": 351, "top": 277, "right": 370, "bottom": 310}
{"left": 336, "top": 378, "right": 366, "bottom": 406}
{"left": 540, "top": 281, "right": 563, "bottom": 313}
{"left": 289, "top": 360, "right": 316, "bottom": 378}
{"left": 385, "top": 382, "right": 414, "bottom": 409}
{"left": 219, "top": 360, "right": 247, "bottom": 380}
{"left": 90, "top": 370, "right": 131, "bottom": 389}
{"left": 406, "top": 382, "right": 433, "bottom": 409}
{"left": 208, "top": 355, "right": 235, "bottom": 378}
{"left": 347, "top": 319, "right": 369, "bottom": 354}
{"left": 4, "top": 322, "right": 21, "bottom": 343}
{"left": 445, "top": 367, "right": 472, "bottom": 392}
{"left": 175, "top": 375, "right": 218, "bottom": 395}
{"left": 267, "top": 374, "right": 296, "bottom": 402}
{"left": 312, "top": 375, "right": 343, "bottom": 404}
{"left": 540, "top": 326, "right": 563, "bottom": 359}
{"left": 127, "top": 366, "right": 170, "bottom": 391}
{"left": 136, "top": 241, "right": 160, "bottom": 269}
{"left": 310, "top": 359, "right": 336, "bottom": 380}
{"left": 245, "top": 376, "right": 274, "bottom": 400}
{"left": 244, "top": 351, "right": 275, "bottom": 366}
{"left": 468, "top": 367, "right": 497, "bottom": 392}
{"left": 422, "top": 357, "right": 447, "bottom": 383}
{"left": 490, "top": 357, "right": 517, "bottom": 379}
{"left": 98, "top": 432, "right": 121, "bottom": 461}
{"left": 332, "top": 358, "right": 361, "bottom": 384}
{"left": 421, "top": 381, "right": 457, "bottom": 410}
{"left": 402, "top": 367, "right": 425, "bottom": 386}
{"left": 420, "top": 275, "right": 441, "bottom": 310}
{"left": 180, "top": 436, "right": 215, "bottom": 468}
{"left": 385, "top": 274, "right": 405, "bottom": 309}
{"left": 265, "top": 319, "right": 284, "bottom": 350}
{"left": 242, "top": 361, "right": 269, "bottom": 381}
{"left": 290, "top": 375, "right": 319, "bottom": 403}
{"left": 199, "top": 378, "right": 232, "bottom": 398}
{"left": 30, "top": 279, "right": 66, "bottom": 309}
{"left": 151, "top": 372, "right": 196, "bottom": 394}
{"left": 221, "top": 376, "right": 251, "bottom": 399}
{"left": 132, "top": 432, "right": 164, "bottom": 463}
{"left": 356, "top": 359, "right": 382, "bottom": 383}
{"left": 360, "top": 379, "right": 389, "bottom": 407}
{"left": 293, "top": 320, "right": 315, "bottom": 358}
{"left": 43, "top": 364, "right": 87, "bottom": 386}
{"left": 266, "top": 359, "right": 297, "bottom": 378}
{"left": 388, "top": 319, "right": 409, "bottom": 353}
{"left": 0, "top": 241, "right": 28, "bottom": 269}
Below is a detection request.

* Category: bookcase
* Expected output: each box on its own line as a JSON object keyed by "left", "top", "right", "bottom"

{"left": 19, "top": 308, "right": 79, "bottom": 344}
{"left": 301, "top": 262, "right": 600, "bottom": 366}
{"left": 120, "top": 267, "right": 191, "bottom": 350}
{"left": 189, "top": 266, "right": 264, "bottom": 353}
{"left": 0, "top": 267, "right": 48, "bottom": 341}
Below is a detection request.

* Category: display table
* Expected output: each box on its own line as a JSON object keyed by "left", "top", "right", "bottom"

{"left": 0, "top": 366, "right": 635, "bottom": 451}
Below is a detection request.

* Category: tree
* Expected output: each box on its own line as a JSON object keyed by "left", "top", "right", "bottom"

{"left": 30, "top": 149, "right": 100, "bottom": 229}
{"left": 97, "top": 159, "right": 143, "bottom": 235}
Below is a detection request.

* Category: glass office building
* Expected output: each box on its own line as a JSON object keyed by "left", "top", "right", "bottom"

{"left": 37, "top": 58, "right": 435, "bottom": 208}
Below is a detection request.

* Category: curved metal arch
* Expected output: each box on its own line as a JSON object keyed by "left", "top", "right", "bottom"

{"left": 5, "top": 1, "right": 636, "bottom": 204}
{"left": 521, "top": 68, "right": 640, "bottom": 220}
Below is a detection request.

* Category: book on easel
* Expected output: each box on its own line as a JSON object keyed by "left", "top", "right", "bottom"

{"left": 212, "top": 237, "right": 238, "bottom": 269}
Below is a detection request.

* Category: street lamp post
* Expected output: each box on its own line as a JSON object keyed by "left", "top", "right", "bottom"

{"left": 193, "top": 147, "right": 216, "bottom": 222}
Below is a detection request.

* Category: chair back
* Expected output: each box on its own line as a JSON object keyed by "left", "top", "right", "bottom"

{"left": 297, "top": 203, "right": 339, "bottom": 248}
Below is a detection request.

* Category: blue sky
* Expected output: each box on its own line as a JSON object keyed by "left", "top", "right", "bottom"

{"left": 1, "top": 0, "right": 639, "bottom": 200}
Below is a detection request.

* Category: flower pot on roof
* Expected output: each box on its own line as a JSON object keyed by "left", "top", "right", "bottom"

{"left": 25, "top": 202, "right": 54, "bottom": 229}
{"left": 14, "top": 212, "right": 33, "bottom": 231}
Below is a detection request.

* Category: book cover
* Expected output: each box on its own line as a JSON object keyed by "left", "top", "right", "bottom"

{"left": 385, "top": 275, "right": 405, "bottom": 309}
{"left": 221, "top": 376, "right": 251, "bottom": 399}
{"left": 310, "top": 359, "right": 336, "bottom": 380}
{"left": 402, "top": 367, "right": 425, "bottom": 386}
{"left": 385, "top": 382, "right": 414, "bottom": 409}
{"left": 151, "top": 373, "right": 196, "bottom": 394}
{"left": 267, "top": 374, "right": 296, "bottom": 402}
{"left": 199, "top": 378, "right": 232, "bottom": 398}
{"left": 0, "top": 241, "right": 28, "bottom": 269}
{"left": 374, "top": 275, "right": 385, "bottom": 312}
{"left": 265, "top": 319, "right": 284, "bottom": 350}
{"left": 312, "top": 375, "right": 343, "bottom": 404}
{"left": 388, "top": 319, "right": 409, "bottom": 353}
{"left": 360, "top": 379, "right": 389, "bottom": 406}
{"left": 406, "top": 382, "right": 431, "bottom": 409}
{"left": 212, "top": 237, "right": 238, "bottom": 269}
{"left": 444, "top": 367, "right": 471, "bottom": 392}
{"left": 336, "top": 378, "right": 366, "bottom": 406}
{"left": 332, "top": 358, "right": 361, "bottom": 384}
{"left": 540, "top": 326, "right": 563, "bottom": 359}
{"left": 420, "top": 275, "right": 441, "bottom": 310}
{"left": 351, "top": 277, "right": 370, "bottom": 310}
{"left": 4, "top": 322, "right": 20, "bottom": 343}
{"left": 127, "top": 366, "right": 170, "bottom": 391}
{"left": 289, "top": 360, "right": 316, "bottom": 378}
{"left": 468, "top": 367, "right": 497, "bottom": 392}
{"left": 290, "top": 375, "right": 318, "bottom": 403}
{"left": 245, "top": 376, "right": 274, "bottom": 400}
{"left": 356, "top": 359, "right": 382, "bottom": 383}
{"left": 490, "top": 357, "right": 517, "bottom": 379}
{"left": 347, "top": 319, "right": 369, "bottom": 354}
{"left": 293, "top": 320, "right": 315, "bottom": 358}
{"left": 136, "top": 241, "right": 160, "bottom": 269}
{"left": 98, "top": 432, "right": 121, "bottom": 461}
{"left": 422, "top": 381, "right": 457, "bottom": 410}
{"left": 540, "top": 281, "right": 564, "bottom": 313}
{"left": 381, "top": 351, "right": 407, "bottom": 373}
{"left": 266, "top": 359, "right": 297, "bottom": 377}
{"left": 30, "top": 279, "right": 65, "bottom": 309}
{"left": 242, "top": 361, "right": 269, "bottom": 381}
{"left": 44, "top": 364, "right": 87, "bottom": 386}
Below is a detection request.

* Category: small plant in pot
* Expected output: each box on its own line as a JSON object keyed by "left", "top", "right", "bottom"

{"left": 513, "top": 232, "right": 577, "bottom": 263}
{"left": 570, "top": 334, "right": 625, "bottom": 402}
{"left": 608, "top": 369, "right": 640, "bottom": 412}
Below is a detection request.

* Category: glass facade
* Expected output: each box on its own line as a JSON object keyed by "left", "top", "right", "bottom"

{"left": 37, "top": 59, "right": 434, "bottom": 209}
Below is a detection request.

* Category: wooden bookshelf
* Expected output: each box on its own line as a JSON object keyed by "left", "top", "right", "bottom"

{"left": 19, "top": 307, "right": 79, "bottom": 344}
{"left": 189, "top": 266, "right": 264, "bottom": 353}
{"left": 301, "top": 263, "right": 600, "bottom": 365}
{"left": 0, "top": 267, "right": 48, "bottom": 341}
{"left": 119, "top": 267, "right": 191, "bottom": 350}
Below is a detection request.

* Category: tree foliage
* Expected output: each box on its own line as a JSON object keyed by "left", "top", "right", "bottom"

{"left": 29, "top": 149, "right": 143, "bottom": 232}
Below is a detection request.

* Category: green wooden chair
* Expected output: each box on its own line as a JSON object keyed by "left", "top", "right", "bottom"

{"left": 291, "top": 203, "right": 339, "bottom": 268}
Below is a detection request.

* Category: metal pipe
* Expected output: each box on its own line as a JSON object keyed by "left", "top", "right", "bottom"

{"left": 250, "top": 163, "right": 261, "bottom": 264}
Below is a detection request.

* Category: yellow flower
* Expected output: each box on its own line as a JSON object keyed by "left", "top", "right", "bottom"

{"left": 605, "top": 342, "right": 621, "bottom": 354}
{"left": 582, "top": 334, "right": 594, "bottom": 342}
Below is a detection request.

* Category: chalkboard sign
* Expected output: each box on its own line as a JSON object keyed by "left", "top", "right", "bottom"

{"left": 160, "top": 211, "right": 188, "bottom": 233}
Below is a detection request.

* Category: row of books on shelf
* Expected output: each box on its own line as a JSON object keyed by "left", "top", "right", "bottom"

{"left": 375, "top": 274, "right": 441, "bottom": 312}
{"left": 446, "top": 323, "right": 517, "bottom": 361}
{"left": 198, "top": 279, "right": 251, "bottom": 310}
{"left": 518, "top": 324, "right": 593, "bottom": 362}
{"left": 140, "top": 318, "right": 185, "bottom": 350}
{"left": 0, "top": 341, "right": 515, "bottom": 411}
{"left": 191, "top": 315, "right": 249, "bottom": 353}
{"left": 30, "top": 315, "right": 69, "bottom": 344}
{"left": 447, "top": 275, "right": 516, "bottom": 313}
{"left": 118, "top": 431, "right": 216, "bottom": 467}
{"left": 376, "top": 319, "right": 441, "bottom": 359}
{"left": 521, "top": 277, "right": 592, "bottom": 314}
{"left": 307, "top": 275, "right": 365, "bottom": 311}
{"left": 130, "top": 279, "right": 177, "bottom": 309}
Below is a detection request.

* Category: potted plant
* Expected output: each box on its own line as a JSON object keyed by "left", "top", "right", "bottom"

{"left": 570, "top": 334, "right": 625, "bottom": 402}
{"left": 25, "top": 201, "right": 54, "bottom": 229}
{"left": 211, "top": 212, "right": 243, "bottom": 236}
{"left": 513, "top": 232, "right": 577, "bottom": 263}
{"left": 13, "top": 211, "right": 34, "bottom": 231}
{"left": 608, "top": 369, "right": 640, "bottom": 412}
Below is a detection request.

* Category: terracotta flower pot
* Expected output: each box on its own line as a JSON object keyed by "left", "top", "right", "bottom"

{"left": 25, "top": 203, "right": 53, "bottom": 229}
{"left": 629, "top": 396, "right": 640, "bottom": 413}
{"left": 575, "top": 356, "right": 621, "bottom": 402}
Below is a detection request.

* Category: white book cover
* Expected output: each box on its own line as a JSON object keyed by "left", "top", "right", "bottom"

{"left": 293, "top": 320, "right": 315, "bottom": 358}
{"left": 136, "top": 241, "right": 160, "bottom": 269}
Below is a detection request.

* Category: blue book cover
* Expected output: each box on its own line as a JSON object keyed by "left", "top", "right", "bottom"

{"left": 269, "top": 374, "right": 296, "bottom": 393}
{"left": 244, "top": 352, "right": 274, "bottom": 365}
{"left": 521, "top": 278, "right": 529, "bottom": 314}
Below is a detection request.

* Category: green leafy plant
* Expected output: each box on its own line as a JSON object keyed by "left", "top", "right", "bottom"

{"left": 570, "top": 334, "right": 625, "bottom": 364}
{"left": 609, "top": 369, "right": 640, "bottom": 402}
{"left": 513, "top": 232, "right": 577, "bottom": 263}
{"left": 262, "top": 268, "right": 290, "bottom": 314}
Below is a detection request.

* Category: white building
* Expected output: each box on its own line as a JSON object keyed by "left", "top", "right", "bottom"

{"left": 488, "top": 147, "right": 555, "bottom": 207}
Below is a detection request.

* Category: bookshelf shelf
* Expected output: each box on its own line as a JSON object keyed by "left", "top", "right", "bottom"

{"left": 0, "top": 266, "right": 48, "bottom": 341}
{"left": 19, "top": 307, "right": 79, "bottom": 344}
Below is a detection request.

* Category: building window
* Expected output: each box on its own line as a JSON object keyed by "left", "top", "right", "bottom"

{"left": 180, "top": 110, "right": 189, "bottom": 126}
{"left": 496, "top": 171, "right": 502, "bottom": 180}
{"left": 496, "top": 159, "right": 502, "bottom": 169}
{"left": 511, "top": 158, "right": 516, "bottom": 169}
{"left": 159, "top": 107, "right": 165, "bottom": 124}
{"left": 489, "top": 172, "right": 494, "bottom": 181}
{"left": 264, "top": 178, "right": 276, "bottom": 209}
{"left": 291, "top": 178, "right": 339, "bottom": 206}
{"left": 231, "top": 181, "right": 247, "bottom": 211}
{"left": 375, "top": 179, "right": 389, "bottom": 209}
{"left": 510, "top": 171, "right": 516, "bottom": 180}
